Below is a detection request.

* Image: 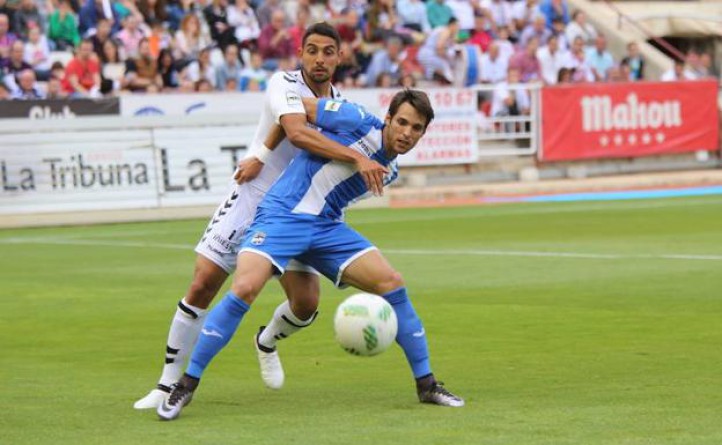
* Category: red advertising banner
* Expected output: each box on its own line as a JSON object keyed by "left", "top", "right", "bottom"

{"left": 540, "top": 81, "right": 719, "bottom": 162}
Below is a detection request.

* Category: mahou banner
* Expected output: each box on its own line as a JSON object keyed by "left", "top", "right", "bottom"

{"left": 540, "top": 81, "right": 719, "bottom": 161}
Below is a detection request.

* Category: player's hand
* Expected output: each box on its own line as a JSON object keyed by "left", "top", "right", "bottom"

{"left": 234, "top": 157, "right": 264, "bottom": 184}
{"left": 355, "top": 157, "right": 388, "bottom": 196}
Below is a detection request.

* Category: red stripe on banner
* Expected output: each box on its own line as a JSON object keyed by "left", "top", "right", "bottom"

{"left": 540, "top": 81, "right": 719, "bottom": 162}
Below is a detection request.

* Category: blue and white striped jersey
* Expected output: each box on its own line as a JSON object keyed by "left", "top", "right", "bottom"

{"left": 260, "top": 98, "right": 399, "bottom": 221}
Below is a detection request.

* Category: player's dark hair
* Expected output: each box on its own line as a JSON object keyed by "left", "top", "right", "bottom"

{"left": 388, "top": 89, "right": 435, "bottom": 129}
{"left": 302, "top": 22, "right": 341, "bottom": 49}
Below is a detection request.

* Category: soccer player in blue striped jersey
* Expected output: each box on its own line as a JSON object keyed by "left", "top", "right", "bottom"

{"left": 158, "top": 90, "right": 464, "bottom": 421}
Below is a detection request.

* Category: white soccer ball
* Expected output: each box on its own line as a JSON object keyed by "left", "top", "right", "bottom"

{"left": 334, "top": 293, "right": 398, "bottom": 356}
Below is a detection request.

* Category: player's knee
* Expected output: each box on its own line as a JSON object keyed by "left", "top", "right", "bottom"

{"left": 375, "top": 270, "right": 405, "bottom": 295}
{"left": 230, "top": 279, "right": 262, "bottom": 305}
{"left": 289, "top": 295, "right": 319, "bottom": 321}
{"left": 186, "top": 275, "right": 222, "bottom": 308}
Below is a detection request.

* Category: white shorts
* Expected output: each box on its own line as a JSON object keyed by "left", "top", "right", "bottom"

{"left": 194, "top": 182, "right": 318, "bottom": 276}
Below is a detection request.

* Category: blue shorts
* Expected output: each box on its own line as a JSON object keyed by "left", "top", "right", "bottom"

{"left": 240, "top": 209, "right": 376, "bottom": 287}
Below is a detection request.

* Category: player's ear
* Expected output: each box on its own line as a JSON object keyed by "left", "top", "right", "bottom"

{"left": 384, "top": 114, "right": 391, "bottom": 126}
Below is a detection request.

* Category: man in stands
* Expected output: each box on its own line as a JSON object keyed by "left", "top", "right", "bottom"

{"left": 10, "top": 68, "right": 43, "bottom": 99}
{"left": 61, "top": 39, "right": 101, "bottom": 97}
{"left": 257, "top": 8, "right": 295, "bottom": 71}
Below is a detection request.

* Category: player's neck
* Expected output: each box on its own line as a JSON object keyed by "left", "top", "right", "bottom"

{"left": 381, "top": 129, "right": 398, "bottom": 160}
{"left": 301, "top": 71, "right": 332, "bottom": 98}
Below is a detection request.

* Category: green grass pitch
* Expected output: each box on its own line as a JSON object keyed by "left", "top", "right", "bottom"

{"left": 1, "top": 196, "right": 721, "bottom": 445}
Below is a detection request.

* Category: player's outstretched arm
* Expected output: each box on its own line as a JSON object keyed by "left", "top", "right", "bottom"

{"left": 282, "top": 99, "right": 387, "bottom": 196}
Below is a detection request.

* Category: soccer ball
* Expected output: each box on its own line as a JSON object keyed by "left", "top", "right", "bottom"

{"left": 334, "top": 293, "right": 398, "bottom": 356}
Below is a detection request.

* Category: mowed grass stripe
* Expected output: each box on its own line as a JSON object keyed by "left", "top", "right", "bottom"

{"left": 1, "top": 196, "right": 721, "bottom": 445}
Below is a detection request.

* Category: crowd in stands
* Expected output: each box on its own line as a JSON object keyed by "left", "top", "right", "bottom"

{"left": 0, "top": 0, "right": 719, "bottom": 105}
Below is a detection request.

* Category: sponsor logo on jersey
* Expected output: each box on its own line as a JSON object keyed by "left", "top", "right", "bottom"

{"left": 324, "top": 100, "right": 342, "bottom": 112}
{"left": 286, "top": 91, "right": 301, "bottom": 106}
{"left": 251, "top": 232, "right": 266, "bottom": 245}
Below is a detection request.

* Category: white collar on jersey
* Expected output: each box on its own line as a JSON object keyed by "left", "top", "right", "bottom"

{"left": 287, "top": 69, "right": 341, "bottom": 99}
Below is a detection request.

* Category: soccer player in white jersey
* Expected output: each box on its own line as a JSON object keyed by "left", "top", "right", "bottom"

{"left": 158, "top": 90, "right": 465, "bottom": 421}
{"left": 134, "top": 23, "right": 388, "bottom": 410}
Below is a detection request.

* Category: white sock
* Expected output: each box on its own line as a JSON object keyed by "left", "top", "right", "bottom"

{"left": 257, "top": 300, "right": 317, "bottom": 350}
{"left": 157, "top": 298, "right": 208, "bottom": 388}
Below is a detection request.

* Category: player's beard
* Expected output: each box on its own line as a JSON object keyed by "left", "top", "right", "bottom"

{"left": 303, "top": 67, "right": 332, "bottom": 84}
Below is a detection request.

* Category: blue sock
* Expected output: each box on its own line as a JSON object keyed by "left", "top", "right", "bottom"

{"left": 186, "top": 292, "right": 250, "bottom": 379}
{"left": 383, "top": 287, "right": 431, "bottom": 378}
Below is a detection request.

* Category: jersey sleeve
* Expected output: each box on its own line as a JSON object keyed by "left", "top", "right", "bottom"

{"left": 267, "top": 71, "right": 306, "bottom": 124}
{"left": 315, "top": 99, "right": 364, "bottom": 134}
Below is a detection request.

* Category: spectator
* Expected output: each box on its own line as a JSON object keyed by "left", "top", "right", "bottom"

{"left": 0, "top": 13, "right": 17, "bottom": 59}
{"left": 99, "top": 37, "right": 123, "bottom": 92}
{"left": 536, "top": 34, "right": 570, "bottom": 84}
{"left": 336, "top": 7, "right": 364, "bottom": 52}
{"left": 607, "top": 65, "right": 626, "bottom": 82}
{"left": 46, "top": 74, "right": 67, "bottom": 98}
{"left": 13, "top": 0, "right": 43, "bottom": 40}
{"left": 138, "top": 0, "right": 167, "bottom": 26}
{"left": 61, "top": 38, "right": 101, "bottom": 96}
{"left": 539, "top": 0, "right": 569, "bottom": 29}
{"left": 481, "top": 0, "right": 514, "bottom": 30}
{"left": 1, "top": 40, "right": 32, "bottom": 90}
{"left": 620, "top": 41, "right": 644, "bottom": 80}
{"left": 660, "top": 59, "right": 696, "bottom": 81}
{"left": 0, "top": 77, "right": 11, "bottom": 99}
{"left": 509, "top": 35, "right": 541, "bottom": 82}
{"left": 227, "top": 0, "right": 260, "bottom": 50}
{"left": 699, "top": 52, "right": 718, "bottom": 78}
{"left": 565, "top": 9, "right": 596, "bottom": 46}
{"left": 215, "top": 42, "right": 242, "bottom": 90}
{"left": 362, "top": 35, "right": 406, "bottom": 87}
{"left": 204, "top": 0, "right": 234, "bottom": 51}
{"left": 238, "top": 50, "right": 267, "bottom": 91}
{"left": 494, "top": 25, "right": 515, "bottom": 61}
{"left": 491, "top": 66, "right": 530, "bottom": 120}
{"left": 468, "top": 13, "right": 493, "bottom": 53}
{"left": 23, "top": 26, "right": 51, "bottom": 79}
{"left": 147, "top": 19, "right": 171, "bottom": 58}
{"left": 446, "top": 0, "right": 475, "bottom": 38}
{"left": 556, "top": 66, "right": 573, "bottom": 83}
{"left": 255, "top": 0, "right": 280, "bottom": 29}
{"left": 518, "top": 14, "right": 551, "bottom": 48}
{"left": 11, "top": 68, "right": 44, "bottom": 98}
{"left": 99, "top": 37, "right": 120, "bottom": 64}
{"left": 79, "top": 0, "right": 120, "bottom": 36}
{"left": 479, "top": 41, "right": 509, "bottom": 83}
{"left": 325, "top": 0, "right": 346, "bottom": 22}
{"left": 157, "top": 48, "right": 179, "bottom": 89}
{"left": 567, "top": 35, "right": 593, "bottom": 82}
{"left": 0, "top": 0, "right": 13, "bottom": 32}
{"left": 397, "top": 0, "right": 430, "bottom": 33}
{"left": 333, "top": 41, "right": 362, "bottom": 87}
{"left": 512, "top": 0, "right": 542, "bottom": 34}
{"left": 182, "top": 46, "right": 215, "bottom": 88}
{"left": 426, "top": 0, "right": 453, "bottom": 29}
{"left": 194, "top": 77, "right": 213, "bottom": 91}
{"left": 288, "top": 5, "right": 309, "bottom": 53}
{"left": 364, "top": 0, "right": 412, "bottom": 45}
{"left": 123, "top": 37, "right": 162, "bottom": 92}
{"left": 114, "top": 0, "right": 145, "bottom": 24}
{"left": 549, "top": 17, "right": 568, "bottom": 51}
{"left": 116, "top": 15, "right": 146, "bottom": 60}
{"left": 90, "top": 18, "right": 112, "bottom": 56}
{"left": 257, "top": 8, "right": 294, "bottom": 71}
{"left": 375, "top": 71, "right": 393, "bottom": 87}
{"left": 49, "top": 0, "right": 81, "bottom": 51}
{"left": 585, "top": 33, "right": 614, "bottom": 81}
{"left": 174, "top": 13, "right": 210, "bottom": 62}
{"left": 400, "top": 72, "right": 416, "bottom": 87}
{"left": 417, "top": 17, "right": 459, "bottom": 84}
